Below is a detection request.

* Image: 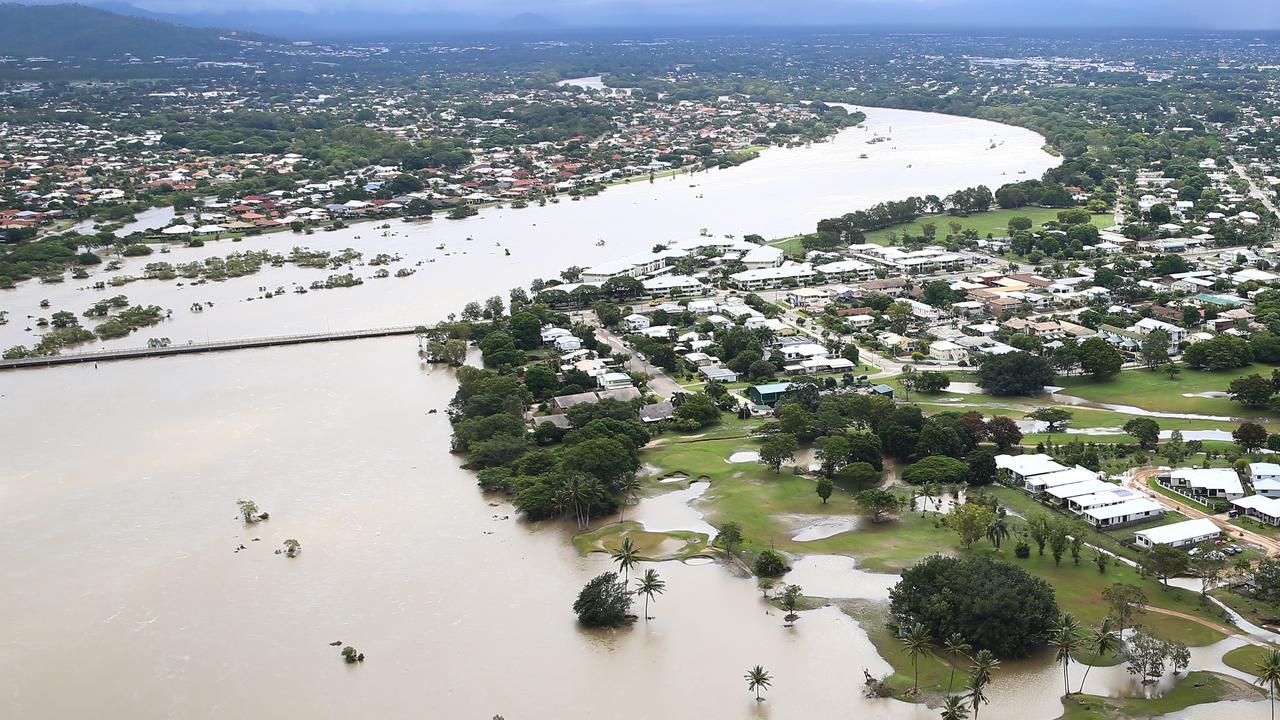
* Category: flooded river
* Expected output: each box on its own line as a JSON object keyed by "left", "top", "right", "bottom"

{"left": 5, "top": 340, "right": 1254, "bottom": 719}
{"left": 1, "top": 105, "right": 1056, "bottom": 351}
{"left": 1, "top": 108, "right": 1263, "bottom": 717}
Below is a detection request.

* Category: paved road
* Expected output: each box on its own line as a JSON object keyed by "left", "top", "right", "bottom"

{"left": 1230, "top": 156, "right": 1280, "bottom": 219}
{"left": 1125, "top": 467, "right": 1280, "bottom": 556}
{"left": 581, "top": 313, "right": 685, "bottom": 399}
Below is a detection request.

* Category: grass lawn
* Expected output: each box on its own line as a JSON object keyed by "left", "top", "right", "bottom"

{"left": 1057, "top": 671, "right": 1263, "bottom": 720}
{"left": 572, "top": 521, "right": 710, "bottom": 561}
{"left": 1223, "top": 644, "right": 1270, "bottom": 676}
{"left": 766, "top": 208, "right": 1108, "bottom": 256}
{"left": 1055, "top": 364, "right": 1280, "bottom": 421}
{"left": 646, "top": 415, "right": 762, "bottom": 446}
{"left": 861, "top": 208, "right": 1112, "bottom": 246}
{"left": 768, "top": 235, "right": 806, "bottom": 259}
{"left": 1230, "top": 515, "right": 1280, "bottom": 541}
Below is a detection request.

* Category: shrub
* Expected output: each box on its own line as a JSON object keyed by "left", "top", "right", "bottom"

{"left": 754, "top": 549, "right": 791, "bottom": 577}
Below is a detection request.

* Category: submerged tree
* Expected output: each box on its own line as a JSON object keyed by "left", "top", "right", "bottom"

{"left": 745, "top": 665, "right": 773, "bottom": 702}
{"left": 781, "top": 584, "right": 803, "bottom": 626}
{"left": 635, "top": 568, "right": 666, "bottom": 620}
{"left": 967, "top": 649, "right": 1000, "bottom": 720}
{"left": 942, "top": 632, "right": 972, "bottom": 693}
{"left": 1077, "top": 618, "right": 1120, "bottom": 694}
{"left": 236, "top": 499, "right": 261, "bottom": 523}
{"left": 282, "top": 538, "right": 301, "bottom": 558}
{"left": 573, "top": 572, "right": 634, "bottom": 627}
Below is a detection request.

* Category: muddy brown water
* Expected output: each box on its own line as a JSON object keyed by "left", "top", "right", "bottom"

{"left": 1, "top": 339, "right": 1259, "bottom": 718}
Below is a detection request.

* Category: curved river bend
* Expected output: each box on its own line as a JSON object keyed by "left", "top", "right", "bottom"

{"left": 1, "top": 105, "right": 1055, "bottom": 350}
{"left": 6, "top": 109, "right": 1266, "bottom": 718}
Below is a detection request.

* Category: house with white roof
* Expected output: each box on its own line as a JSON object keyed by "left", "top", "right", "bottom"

{"left": 1251, "top": 463, "right": 1280, "bottom": 497}
{"left": 1044, "top": 478, "right": 1116, "bottom": 504}
{"left": 741, "top": 245, "right": 785, "bottom": 269}
{"left": 642, "top": 275, "right": 709, "bottom": 298}
{"left": 1134, "top": 518, "right": 1220, "bottom": 549}
{"left": 728, "top": 263, "right": 817, "bottom": 290}
{"left": 1132, "top": 317, "right": 1186, "bottom": 350}
{"left": 1082, "top": 498, "right": 1165, "bottom": 528}
{"left": 1159, "top": 467, "right": 1245, "bottom": 501}
{"left": 780, "top": 342, "right": 830, "bottom": 361}
{"left": 1067, "top": 487, "right": 1144, "bottom": 513}
{"left": 995, "top": 454, "right": 1071, "bottom": 489}
{"left": 623, "top": 313, "right": 651, "bottom": 332}
{"left": 1232, "top": 495, "right": 1280, "bottom": 526}
{"left": 1023, "top": 466, "right": 1101, "bottom": 493}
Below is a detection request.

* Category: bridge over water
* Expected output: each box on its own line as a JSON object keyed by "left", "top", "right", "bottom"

{"left": 0, "top": 325, "right": 425, "bottom": 370}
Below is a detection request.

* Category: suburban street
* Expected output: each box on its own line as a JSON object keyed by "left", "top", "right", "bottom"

{"left": 1230, "top": 155, "right": 1280, "bottom": 219}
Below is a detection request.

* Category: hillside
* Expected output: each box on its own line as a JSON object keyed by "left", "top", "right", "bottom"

{"left": 0, "top": 3, "right": 276, "bottom": 58}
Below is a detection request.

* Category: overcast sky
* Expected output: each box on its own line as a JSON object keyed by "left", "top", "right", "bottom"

{"left": 118, "top": 0, "right": 1280, "bottom": 29}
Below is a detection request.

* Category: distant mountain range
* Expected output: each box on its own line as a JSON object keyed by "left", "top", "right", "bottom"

{"left": 6, "top": 1, "right": 561, "bottom": 44}
{"left": 0, "top": 3, "right": 280, "bottom": 57}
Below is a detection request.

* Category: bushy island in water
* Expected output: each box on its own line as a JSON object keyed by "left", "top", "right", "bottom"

{"left": 434, "top": 295, "right": 1265, "bottom": 714}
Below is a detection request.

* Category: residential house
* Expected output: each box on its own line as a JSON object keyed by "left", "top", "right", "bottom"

{"left": 1159, "top": 467, "right": 1245, "bottom": 501}
{"left": 1133, "top": 518, "right": 1221, "bottom": 548}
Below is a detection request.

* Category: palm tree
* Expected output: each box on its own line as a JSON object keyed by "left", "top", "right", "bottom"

{"left": 745, "top": 665, "right": 772, "bottom": 702}
{"left": 1051, "top": 613, "right": 1081, "bottom": 697}
{"left": 985, "top": 514, "right": 1011, "bottom": 551}
{"left": 1255, "top": 648, "right": 1280, "bottom": 720}
{"left": 902, "top": 622, "right": 934, "bottom": 693}
{"left": 920, "top": 482, "right": 938, "bottom": 517}
{"left": 617, "top": 475, "right": 641, "bottom": 521}
{"left": 940, "top": 695, "right": 970, "bottom": 720}
{"left": 967, "top": 649, "right": 1000, "bottom": 720}
{"left": 1077, "top": 618, "right": 1120, "bottom": 694}
{"left": 635, "top": 568, "right": 666, "bottom": 620}
{"left": 611, "top": 537, "right": 641, "bottom": 584}
{"left": 942, "top": 632, "right": 972, "bottom": 692}
{"left": 557, "top": 473, "right": 603, "bottom": 529}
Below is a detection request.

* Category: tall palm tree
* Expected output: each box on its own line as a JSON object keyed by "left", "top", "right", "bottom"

{"left": 1255, "top": 648, "right": 1280, "bottom": 720}
{"left": 617, "top": 475, "right": 641, "bottom": 522}
{"left": 942, "top": 632, "right": 973, "bottom": 692}
{"left": 611, "top": 537, "right": 641, "bottom": 584}
{"left": 985, "top": 514, "right": 1011, "bottom": 551}
{"left": 1051, "top": 613, "right": 1081, "bottom": 697}
{"left": 940, "top": 695, "right": 970, "bottom": 720}
{"left": 902, "top": 622, "right": 935, "bottom": 693}
{"left": 635, "top": 568, "right": 666, "bottom": 620}
{"left": 1077, "top": 618, "right": 1120, "bottom": 695}
{"left": 968, "top": 649, "right": 1000, "bottom": 720}
{"left": 745, "top": 665, "right": 772, "bottom": 702}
